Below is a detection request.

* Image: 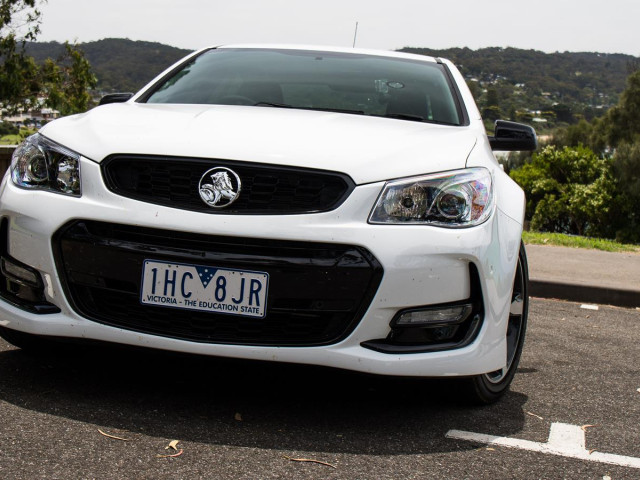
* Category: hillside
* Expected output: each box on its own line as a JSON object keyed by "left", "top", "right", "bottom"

{"left": 25, "top": 39, "right": 639, "bottom": 125}
{"left": 402, "top": 47, "right": 634, "bottom": 100}
{"left": 401, "top": 46, "right": 638, "bottom": 125}
{"left": 26, "top": 38, "right": 192, "bottom": 93}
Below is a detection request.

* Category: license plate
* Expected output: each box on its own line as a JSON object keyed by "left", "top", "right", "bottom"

{"left": 140, "top": 260, "right": 269, "bottom": 318}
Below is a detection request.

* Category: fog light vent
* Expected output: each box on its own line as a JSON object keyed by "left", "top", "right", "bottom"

{"left": 1, "top": 257, "right": 42, "bottom": 287}
{"left": 360, "top": 262, "right": 485, "bottom": 354}
{"left": 394, "top": 304, "right": 472, "bottom": 326}
{"left": 0, "top": 255, "right": 59, "bottom": 314}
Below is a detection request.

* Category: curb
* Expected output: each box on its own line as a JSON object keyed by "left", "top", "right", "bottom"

{"left": 529, "top": 280, "right": 640, "bottom": 309}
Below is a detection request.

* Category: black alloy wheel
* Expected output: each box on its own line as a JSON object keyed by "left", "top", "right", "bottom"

{"left": 466, "top": 241, "right": 529, "bottom": 404}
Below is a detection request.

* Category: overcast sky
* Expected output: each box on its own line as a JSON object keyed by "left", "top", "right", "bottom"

{"left": 37, "top": 0, "right": 639, "bottom": 56}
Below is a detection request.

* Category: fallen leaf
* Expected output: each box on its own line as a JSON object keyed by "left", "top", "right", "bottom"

{"left": 234, "top": 413, "right": 243, "bottom": 421}
{"left": 283, "top": 455, "right": 337, "bottom": 469}
{"left": 581, "top": 424, "right": 598, "bottom": 432}
{"left": 165, "top": 440, "right": 180, "bottom": 451}
{"left": 98, "top": 429, "right": 129, "bottom": 442}
{"left": 157, "top": 449, "right": 184, "bottom": 458}
{"left": 589, "top": 448, "right": 598, "bottom": 454}
{"left": 525, "top": 411, "right": 544, "bottom": 420}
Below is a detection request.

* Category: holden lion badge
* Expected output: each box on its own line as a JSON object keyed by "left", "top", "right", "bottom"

{"left": 198, "top": 167, "right": 242, "bottom": 208}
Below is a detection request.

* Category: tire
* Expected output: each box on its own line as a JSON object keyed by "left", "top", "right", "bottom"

{"left": 465, "top": 241, "right": 529, "bottom": 404}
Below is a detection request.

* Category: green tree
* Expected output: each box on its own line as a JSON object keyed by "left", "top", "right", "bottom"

{"left": 481, "top": 87, "right": 502, "bottom": 120}
{"left": 510, "top": 145, "right": 617, "bottom": 237}
{"left": 603, "top": 70, "right": 640, "bottom": 147}
{"left": 482, "top": 105, "right": 502, "bottom": 121}
{"left": 1, "top": 1, "right": 97, "bottom": 116}
{"left": 466, "top": 80, "right": 481, "bottom": 102}
{"left": 485, "top": 87, "right": 500, "bottom": 107}
{"left": 0, "top": 119, "right": 17, "bottom": 134}
{"left": 541, "top": 70, "right": 640, "bottom": 242}
{"left": 552, "top": 103, "right": 573, "bottom": 123}
{"left": 611, "top": 142, "right": 640, "bottom": 242}
{"left": 552, "top": 116, "right": 608, "bottom": 155}
{"left": 0, "top": 0, "right": 42, "bottom": 109}
{"left": 42, "top": 41, "right": 97, "bottom": 115}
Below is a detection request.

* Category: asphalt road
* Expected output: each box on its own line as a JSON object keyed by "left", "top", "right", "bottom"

{"left": 0, "top": 298, "right": 638, "bottom": 479}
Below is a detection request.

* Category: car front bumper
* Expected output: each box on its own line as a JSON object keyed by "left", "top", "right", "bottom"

{"left": 0, "top": 158, "right": 523, "bottom": 377}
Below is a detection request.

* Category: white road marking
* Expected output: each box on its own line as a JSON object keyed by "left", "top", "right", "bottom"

{"left": 446, "top": 423, "right": 640, "bottom": 469}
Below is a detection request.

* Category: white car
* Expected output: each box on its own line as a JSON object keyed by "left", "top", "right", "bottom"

{"left": 0, "top": 45, "right": 536, "bottom": 403}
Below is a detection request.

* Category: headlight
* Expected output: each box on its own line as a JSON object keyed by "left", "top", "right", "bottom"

{"left": 368, "top": 167, "right": 493, "bottom": 227}
{"left": 10, "top": 134, "right": 81, "bottom": 196}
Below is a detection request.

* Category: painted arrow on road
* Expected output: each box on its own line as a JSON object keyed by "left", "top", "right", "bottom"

{"left": 447, "top": 423, "right": 640, "bottom": 469}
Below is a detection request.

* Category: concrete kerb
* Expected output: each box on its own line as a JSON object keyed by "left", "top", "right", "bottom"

{"left": 529, "top": 280, "right": 640, "bottom": 309}
{"left": 525, "top": 243, "right": 640, "bottom": 309}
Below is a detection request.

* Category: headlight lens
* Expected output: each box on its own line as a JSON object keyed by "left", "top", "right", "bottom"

{"left": 10, "top": 134, "right": 81, "bottom": 196}
{"left": 369, "top": 167, "right": 493, "bottom": 227}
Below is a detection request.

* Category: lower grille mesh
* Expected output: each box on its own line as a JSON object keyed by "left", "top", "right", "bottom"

{"left": 54, "top": 221, "right": 383, "bottom": 346}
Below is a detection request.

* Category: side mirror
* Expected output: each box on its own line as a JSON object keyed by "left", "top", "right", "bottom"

{"left": 488, "top": 120, "right": 537, "bottom": 151}
{"left": 99, "top": 93, "right": 134, "bottom": 106}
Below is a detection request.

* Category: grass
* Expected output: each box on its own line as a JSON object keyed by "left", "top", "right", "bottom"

{"left": 0, "top": 127, "right": 37, "bottom": 145}
{"left": 0, "top": 134, "right": 22, "bottom": 145}
{"left": 522, "top": 231, "right": 640, "bottom": 253}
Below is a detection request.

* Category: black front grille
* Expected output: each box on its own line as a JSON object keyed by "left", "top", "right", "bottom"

{"left": 53, "top": 221, "right": 383, "bottom": 346}
{"left": 102, "top": 155, "right": 355, "bottom": 214}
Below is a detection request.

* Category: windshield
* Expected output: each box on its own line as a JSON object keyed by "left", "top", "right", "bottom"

{"left": 144, "top": 48, "right": 464, "bottom": 125}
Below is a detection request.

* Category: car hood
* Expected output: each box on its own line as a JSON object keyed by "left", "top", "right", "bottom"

{"left": 41, "top": 103, "right": 480, "bottom": 185}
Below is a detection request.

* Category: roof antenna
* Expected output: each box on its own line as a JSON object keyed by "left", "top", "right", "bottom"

{"left": 352, "top": 21, "right": 359, "bottom": 48}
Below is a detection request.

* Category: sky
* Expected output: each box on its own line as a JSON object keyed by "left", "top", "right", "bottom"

{"left": 36, "top": 0, "right": 640, "bottom": 57}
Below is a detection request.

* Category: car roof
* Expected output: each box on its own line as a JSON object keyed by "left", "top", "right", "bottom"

{"left": 212, "top": 44, "right": 439, "bottom": 64}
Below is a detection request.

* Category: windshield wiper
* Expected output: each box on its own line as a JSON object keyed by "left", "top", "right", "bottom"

{"left": 374, "top": 113, "right": 460, "bottom": 126}
{"left": 255, "top": 102, "right": 364, "bottom": 115}
{"left": 307, "top": 106, "right": 364, "bottom": 115}
{"left": 254, "top": 103, "right": 456, "bottom": 125}
{"left": 255, "top": 102, "right": 294, "bottom": 108}
{"left": 378, "top": 113, "right": 425, "bottom": 122}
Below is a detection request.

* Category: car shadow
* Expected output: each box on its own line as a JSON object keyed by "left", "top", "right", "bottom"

{"left": 0, "top": 341, "right": 528, "bottom": 455}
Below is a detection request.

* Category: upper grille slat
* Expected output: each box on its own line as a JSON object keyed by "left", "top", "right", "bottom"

{"left": 102, "top": 156, "right": 355, "bottom": 214}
